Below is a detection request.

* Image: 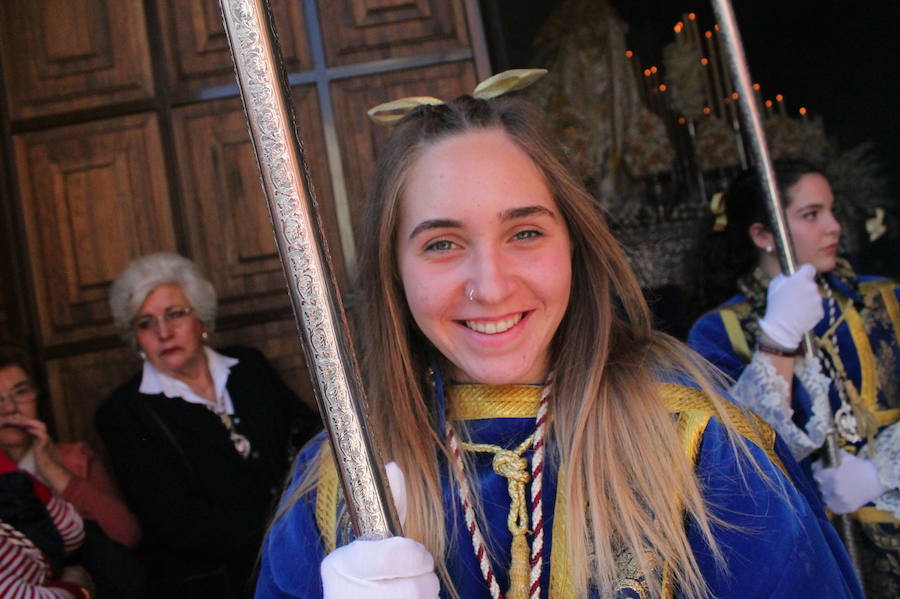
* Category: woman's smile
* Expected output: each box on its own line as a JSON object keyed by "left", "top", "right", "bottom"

{"left": 460, "top": 311, "right": 527, "bottom": 335}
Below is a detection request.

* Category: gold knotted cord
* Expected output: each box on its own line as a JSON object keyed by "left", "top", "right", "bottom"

{"left": 459, "top": 433, "right": 534, "bottom": 599}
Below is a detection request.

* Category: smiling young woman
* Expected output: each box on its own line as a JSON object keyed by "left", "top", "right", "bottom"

{"left": 256, "top": 92, "right": 864, "bottom": 599}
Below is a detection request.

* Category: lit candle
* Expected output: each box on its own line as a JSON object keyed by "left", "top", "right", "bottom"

{"left": 775, "top": 93, "right": 786, "bottom": 116}
{"left": 686, "top": 12, "right": 703, "bottom": 52}
{"left": 626, "top": 50, "right": 646, "bottom": 104}
{"left": 753, "top": 82, "right": 764, "bottom": 112}
{"left": 674, "top": 21, "right": 686, "bottom": 48}
{"left": 705, "top": 29, "right": 726, "bottom": 119}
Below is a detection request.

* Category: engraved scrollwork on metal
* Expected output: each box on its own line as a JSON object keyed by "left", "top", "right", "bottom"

{"left": 220, "top": 0, "right": 396, "bottom": 537}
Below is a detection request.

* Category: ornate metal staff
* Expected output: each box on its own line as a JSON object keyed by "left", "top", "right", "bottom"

{"left": 711, "top": 0, "right": 862, "bottom": 576}
{"left": 218, "top": 0, "right": 401, "bottom": 539}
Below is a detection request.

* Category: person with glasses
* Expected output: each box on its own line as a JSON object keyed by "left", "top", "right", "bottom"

{"left": 95, "top": 252, "right": 320, "bottom": 599}
{"left": 0, "top": 347, "right": 100, "bottom": 598}
{"left": 0, "top": 345, "right": 141, "bottom": 551}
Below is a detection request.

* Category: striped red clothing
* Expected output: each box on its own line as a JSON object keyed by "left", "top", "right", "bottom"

{"left": 0, "top": 494, "right": 85, "bottom": 598}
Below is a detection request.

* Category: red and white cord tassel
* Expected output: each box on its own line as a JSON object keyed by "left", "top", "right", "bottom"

{"left": 447, "top": 424, "right": 503, "bottom": 599}
{"left": 445, "top": 383, "right": 550, "bottom": 599}
{"left": 529, "top": 386, "right": 550, "bottom": 598}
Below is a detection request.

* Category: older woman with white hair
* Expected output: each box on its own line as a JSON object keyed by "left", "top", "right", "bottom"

{"left": 96, "top": 252, "right": 320, "bottom": 599}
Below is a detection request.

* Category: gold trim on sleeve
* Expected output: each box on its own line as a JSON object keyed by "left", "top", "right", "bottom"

{"left": 720, "top": 309, "right": 752, "bottom": 363}
{"left": 315, "top": 446, "right": 339, "bottom": 554}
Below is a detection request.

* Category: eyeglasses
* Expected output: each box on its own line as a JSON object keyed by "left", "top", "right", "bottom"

{"left": 132, "top": 307, "right": 195, "bottom": 334}
{"left": 0, "top": 383, "right": 36, "bottom": 407}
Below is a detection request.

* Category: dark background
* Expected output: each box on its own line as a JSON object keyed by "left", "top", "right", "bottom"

{"left": 480, "top": 0, "right": 899, "bottom": 199}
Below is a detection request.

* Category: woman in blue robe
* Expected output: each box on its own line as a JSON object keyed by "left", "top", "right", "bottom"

{"left": 256, "top": 76, "right": 863, "bottom": 599}
{"left": 688, "top": 161, "right": 899, "bottom": 599}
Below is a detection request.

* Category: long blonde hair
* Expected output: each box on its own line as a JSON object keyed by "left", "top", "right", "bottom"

{"left": 287, "top": 95, "right": 753, "bottom": 598}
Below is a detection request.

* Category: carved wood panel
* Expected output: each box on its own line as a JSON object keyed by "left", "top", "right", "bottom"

{"left": 0, "top": 0, "right": 154, "bottom": 120}
{"left": 156, "top": 0, "right": 313, "bottom": 99}
{"left": 331, "top": 61, "right": 476, "bottom": 239}
{"left": 14, "top": 113, "right": 176, "bottom": 346}
{"left": 319, "top": 0, "right": 470, "bottom": 66}
{"left": 171, "top": 86, "right": 344, "bottom": 319}
{"left": 44, "top": 347, "right": 141, "bottom": 450}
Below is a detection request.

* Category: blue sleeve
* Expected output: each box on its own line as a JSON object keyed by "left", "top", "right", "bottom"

{"left": 255, "top": 434, "right": 329, "bottom": 599}
{"left": 687, "top": 312, "right": 748, "bottom": 382}
{"left": 689, "top": 419, "right": 864, "bottom": 599}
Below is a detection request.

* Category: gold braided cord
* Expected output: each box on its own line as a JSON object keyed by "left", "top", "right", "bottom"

{"left": 837, "top": 299, "right": 879, "bottom": 416}
{"left": 458, "top": 434, "right": 535, "bottom": 599}
{"left": 315, "top": 445, "right": 340, "bottom": 554}
{"left": 659, "top": 383, "right": 788, "bottom": 480}
{"left": 856, "top": 505, "right": 900, "bottom": 525}
{"left": 870, "top": 282, "right": 900, "bottom": 345}
{"left": 548, "top": 465, "right": 576, "bottom": 599}
{"left": 719, "top": 308, "right": 752, "bottom": 363}
{"left": 367, "top": 69, "right": 548, "bottom": 125}
{"left": 448, "top": 384, "right": 543, "bottom": 420}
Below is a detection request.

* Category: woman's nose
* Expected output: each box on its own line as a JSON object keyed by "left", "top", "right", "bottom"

{"left": 156, "top": 320, "right": 174, "bottom": 339}
{"left": 0, "top": 399, "right": 19, "bottom": 416}
{"left": 468, "top": 247, "right": 514, "bottom": 304}
{"left": 826, "top": 212, "right": 842, "bottom": 235}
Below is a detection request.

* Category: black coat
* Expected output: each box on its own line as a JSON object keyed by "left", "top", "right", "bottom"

{"left": 95, "top": 346, "right": 320, "bottom": 598}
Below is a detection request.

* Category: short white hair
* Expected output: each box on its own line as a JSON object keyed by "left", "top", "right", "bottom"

{"left": 109, "top": 252, "right": 217, "bottom": 347}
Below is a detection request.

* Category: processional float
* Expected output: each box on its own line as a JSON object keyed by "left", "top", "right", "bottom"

{"left": 216, "top": 0, "right": 861, "bottom": 572}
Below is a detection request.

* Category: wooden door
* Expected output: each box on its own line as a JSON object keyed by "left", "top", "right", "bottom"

{"left": 0, "top": 0, "right": 489, "bottom": 450}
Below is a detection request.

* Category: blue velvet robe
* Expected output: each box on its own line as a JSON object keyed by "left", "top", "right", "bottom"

{"left": 255, "top": 379, "right": 862, "bottom": 598}
{"left": 688, "top": 265, "right": 900, "bottom": 598}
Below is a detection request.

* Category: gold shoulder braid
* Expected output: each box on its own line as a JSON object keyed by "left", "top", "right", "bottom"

{"left": 366, "top": 68, "right": 548, "bottom": 126}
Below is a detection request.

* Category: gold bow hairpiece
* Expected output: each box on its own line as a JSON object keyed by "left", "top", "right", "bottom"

{"left": 366, "top": 68, "right": 548, "bottom": 126}
{"left": 709, "top": 191, "right": 728, "bottom": 232}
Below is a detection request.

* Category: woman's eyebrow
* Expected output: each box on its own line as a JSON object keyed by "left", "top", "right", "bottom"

{"left": 500, "top": 205, "right": 555, "bottom": 221}
{"left": 793, "top": 202, "right": 825, "bottom": 212}
{"left": 408, "top": 218, "right": 461, "bottom": 240}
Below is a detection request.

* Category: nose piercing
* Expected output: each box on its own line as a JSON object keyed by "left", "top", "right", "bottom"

{"left": 466, "top": 284, "right": 476, "bottom": 302}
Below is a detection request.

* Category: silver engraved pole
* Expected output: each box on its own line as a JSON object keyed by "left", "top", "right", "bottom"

{"left": 711, "top": 0, "right": 862, "bottom": 577}
{"left": 218, "top": 0, "right": 401, "bottom": 539}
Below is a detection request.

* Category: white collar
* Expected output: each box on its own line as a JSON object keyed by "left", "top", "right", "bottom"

{"left": 139, "top": 346, "right": 239, "bottom": 414}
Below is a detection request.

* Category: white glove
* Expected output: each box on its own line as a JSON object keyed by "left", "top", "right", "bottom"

{"left": 812, "top": 450, "right": 887, "bottom": 514}
{"left": 321, "top": 462, "right": 440, "bottom": 599}
{"left": 759, "top": 264, "right": 823, "bottom": 350}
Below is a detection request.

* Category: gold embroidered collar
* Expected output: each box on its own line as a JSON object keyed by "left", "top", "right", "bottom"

{"left": 447, "top": 384, "right": 543, "bottom": 421}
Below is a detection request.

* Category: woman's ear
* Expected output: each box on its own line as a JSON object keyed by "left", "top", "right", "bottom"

{"left": 748, "top": 222, "right": 774, "bottom": 252}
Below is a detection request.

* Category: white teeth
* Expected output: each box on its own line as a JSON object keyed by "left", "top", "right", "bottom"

{"left": 464, "top": 313, "right": 523, "bottom": 334}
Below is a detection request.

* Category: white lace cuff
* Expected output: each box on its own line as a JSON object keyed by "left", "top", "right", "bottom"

{"left": 871, "top": 422, "right": 900, "bottom": 519}
{"left": 730, "top": 352, "right": 830, "bottom": 461}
